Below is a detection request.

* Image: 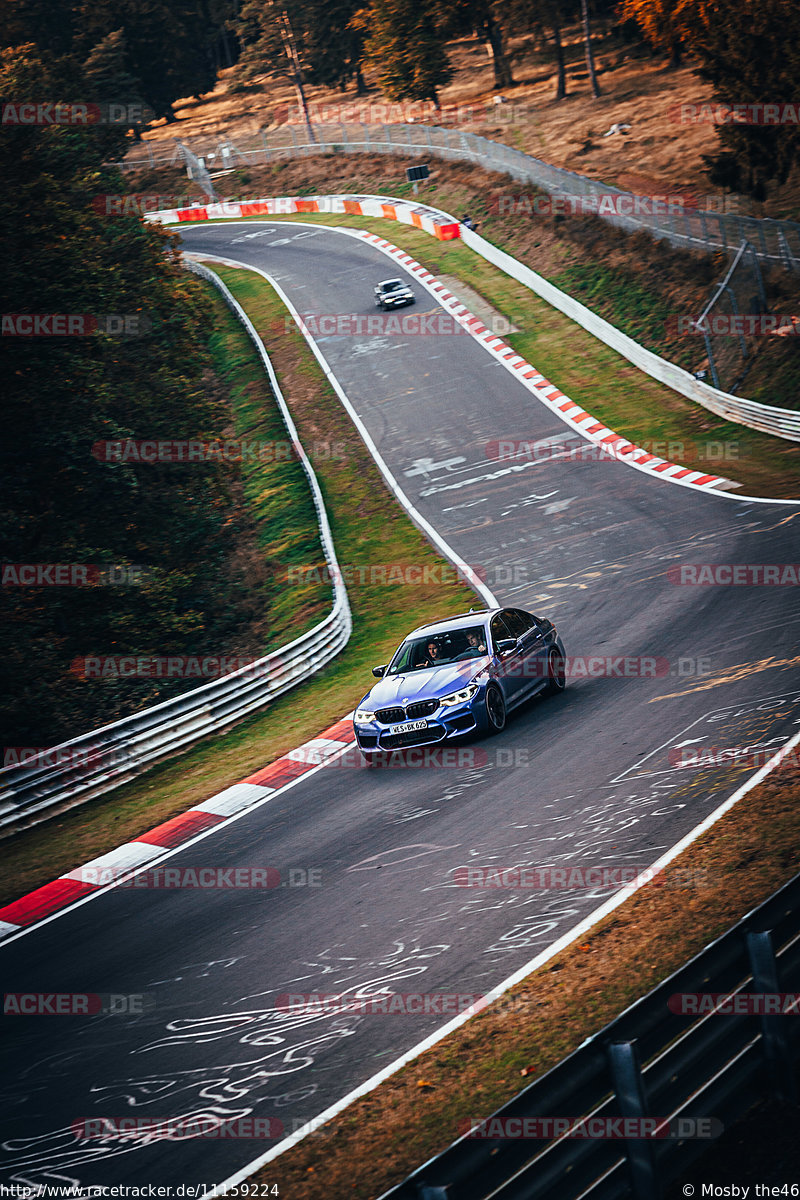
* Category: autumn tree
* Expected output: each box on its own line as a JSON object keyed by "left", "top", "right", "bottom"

{"left": 361, "top": 0, "right": 452, "bottom": 103}
{"left": 616, "top": 0, "right": 699, "bottom": 68}
{"left": 694, "top": 0, "right": 800, "bottom": 197}
{"left": 506, "top": 0, "right": 579, "bottom": 101}
{"left": 0, "top": 47, "right": 250, "bottom": 743}
{"left": 434, "top": 0, "right": 514, "bottom": 90}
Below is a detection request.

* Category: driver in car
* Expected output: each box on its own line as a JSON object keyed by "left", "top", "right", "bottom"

{"left": 418, "top": 640, "right": 444, "bottom": 668}
{"left": 464, "top": 631, "right": 487, "bottom": 656}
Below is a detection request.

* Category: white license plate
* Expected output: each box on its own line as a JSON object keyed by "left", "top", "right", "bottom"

{"left": 389, "top": 720, "right": 427, "bottom": 735}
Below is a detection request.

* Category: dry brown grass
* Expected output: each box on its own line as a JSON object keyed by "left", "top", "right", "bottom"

{"left": 137, "top": 26, "right": 800, "bottom": 220}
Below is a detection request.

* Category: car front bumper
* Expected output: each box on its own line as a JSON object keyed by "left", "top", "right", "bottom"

{"left": 354, "top": 696, "right": 485, "bottom": 752}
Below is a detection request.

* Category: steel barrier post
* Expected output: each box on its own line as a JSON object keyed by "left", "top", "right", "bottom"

{"left": 746, "top": 930, "right": 799, "bottom": 1104}
{"left": 607, "top": 1040, "right": 661, "bottom": 1200}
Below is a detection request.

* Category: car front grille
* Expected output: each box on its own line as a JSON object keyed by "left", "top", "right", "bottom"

{"left": 375, "top": 699, "right": 438, "bottom": 724}
{"left": 375, "top": 706, "right": 406, "bottom": 724}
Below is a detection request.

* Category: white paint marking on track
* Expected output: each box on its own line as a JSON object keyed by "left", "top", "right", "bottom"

{"left": 183, "top": 250, "right": 498, "bottom": 610}
{"left": 213, "top": 725, "right": 800, "bottom": 1190}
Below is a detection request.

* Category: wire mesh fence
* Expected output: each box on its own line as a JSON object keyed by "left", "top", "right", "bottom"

{"left": 694, "top": 241, "right": 770, "bottom": 394}
{"left": 115, "top": 123, "right": 800, "bottom": 272}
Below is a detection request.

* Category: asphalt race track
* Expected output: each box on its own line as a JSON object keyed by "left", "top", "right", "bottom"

{"left": 2, "top": 221, "right": 799, "bottom": 1191}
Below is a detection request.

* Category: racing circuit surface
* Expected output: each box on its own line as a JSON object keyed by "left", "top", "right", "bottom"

{"left": 1, "top": 222, "right": 799, "bottom": 1190}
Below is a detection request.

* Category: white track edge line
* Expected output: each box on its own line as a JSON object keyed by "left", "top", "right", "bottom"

{"left": 180, "top": 221, "right": 800, "bottom": 507}
{"left": 212, "top": 725, "right": 800, "bottom": 1189}
{"left": 186, "top": 249, "right": 499, "bottom": 608}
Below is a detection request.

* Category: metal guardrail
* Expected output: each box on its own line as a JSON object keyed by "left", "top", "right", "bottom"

{"left": 149, "top": 191, "right": 800, "bottom": 442}
{"left": 458, "top": 224, "right": 800, "bottom": 442}
{"left": 0, "top": 260, "right": 352, "bottom": 837}
{"left": 378, "top": 871, "right": 800, "bottom": 1200}
{"left": 116, "top": 123, "right": 800, "bottom": 272}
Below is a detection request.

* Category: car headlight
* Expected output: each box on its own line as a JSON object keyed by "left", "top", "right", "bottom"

{"left": 354, "top": 709, "right": 376, "bottom": 724}
{"left": 439, "top": 684, "right": 479, "bottom": 707}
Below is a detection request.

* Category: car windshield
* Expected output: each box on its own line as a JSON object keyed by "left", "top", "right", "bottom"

{"left": 386, "top": 625, "right": 489, "bottom": 674}
{"left": 383, "top": 280, "right": 404, "bottom": 292}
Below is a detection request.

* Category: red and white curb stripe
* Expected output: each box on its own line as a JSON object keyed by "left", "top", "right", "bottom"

{"left": 155, "top": 190, "right": 733, "bottom": 493}
{"left": 0, "top": 718, "right": 356, "bottom": 941}
{"left": 357, "top": 230, "right": 732, "bottom": 492}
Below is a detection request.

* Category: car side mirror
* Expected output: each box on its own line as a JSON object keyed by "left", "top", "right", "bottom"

{"left": 496, "top": 638, "right": 517, "bottom": 655}
{"left": 372, "top": 665, "right": 387, "bottom": 678}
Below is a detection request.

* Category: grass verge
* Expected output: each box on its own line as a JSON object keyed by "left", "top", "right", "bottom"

{"left": 0, "top": 264, "right": 476, "bottom": 907}
{"left": 189, "top": 209, "right": 800, "bottom": 500}
{"left": 206, "top": 287, "right": 329, "bottom": 651}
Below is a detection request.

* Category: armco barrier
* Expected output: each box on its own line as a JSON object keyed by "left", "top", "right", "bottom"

{"left": 0, "top": 263, "right": 352, "bottom": 837}
{"left": 457, "top": 224, "right": 800, "bottom": 443}
{"left": 150, "top": 193, "right": 800, "bottom": 442}
{"left": 116, "top": 123, "right": 800, "bottom": 272}
{"left": 379, "top": 871, "right": 800, "bottom": 1200}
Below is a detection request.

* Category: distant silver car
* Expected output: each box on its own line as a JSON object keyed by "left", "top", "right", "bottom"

{"left": 374, "top": 278, "right": 415, "bottom": 309}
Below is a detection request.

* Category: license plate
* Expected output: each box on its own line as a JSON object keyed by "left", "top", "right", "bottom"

{"left": 389, "top": 720, "right": 427, "bottom": 735}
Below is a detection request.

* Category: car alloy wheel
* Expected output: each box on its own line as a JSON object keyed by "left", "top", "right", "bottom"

{"left": 545, "top": 647, "right": 566, "bottom": 695}
{"left": 485, "top": 683, "right": 506, "bottom": 733}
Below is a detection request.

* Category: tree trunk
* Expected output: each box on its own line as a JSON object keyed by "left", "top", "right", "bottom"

{"left": 221, "top": 27, "right": 234, "bottom": 70}
{"left": 669, "top": 37, "right": 682, "bottom": 68}
{"left": 355, "top": 64, "right": 367, "bottom": 95}
{"left": 580, "top": 0, "right": 601, "bottom": 98}
{"left": 552, "top": 21, "right": 566, "bottom": 100}
{"left": 279, "top": 9, "right": 316, "bottom": 143}
{"left": 484, "top": 15, "right": 514, "bottom": 89}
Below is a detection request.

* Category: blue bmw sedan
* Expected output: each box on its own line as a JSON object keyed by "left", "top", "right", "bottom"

{"left": 353, "top": 607, "right": 566, "bottom": 762}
